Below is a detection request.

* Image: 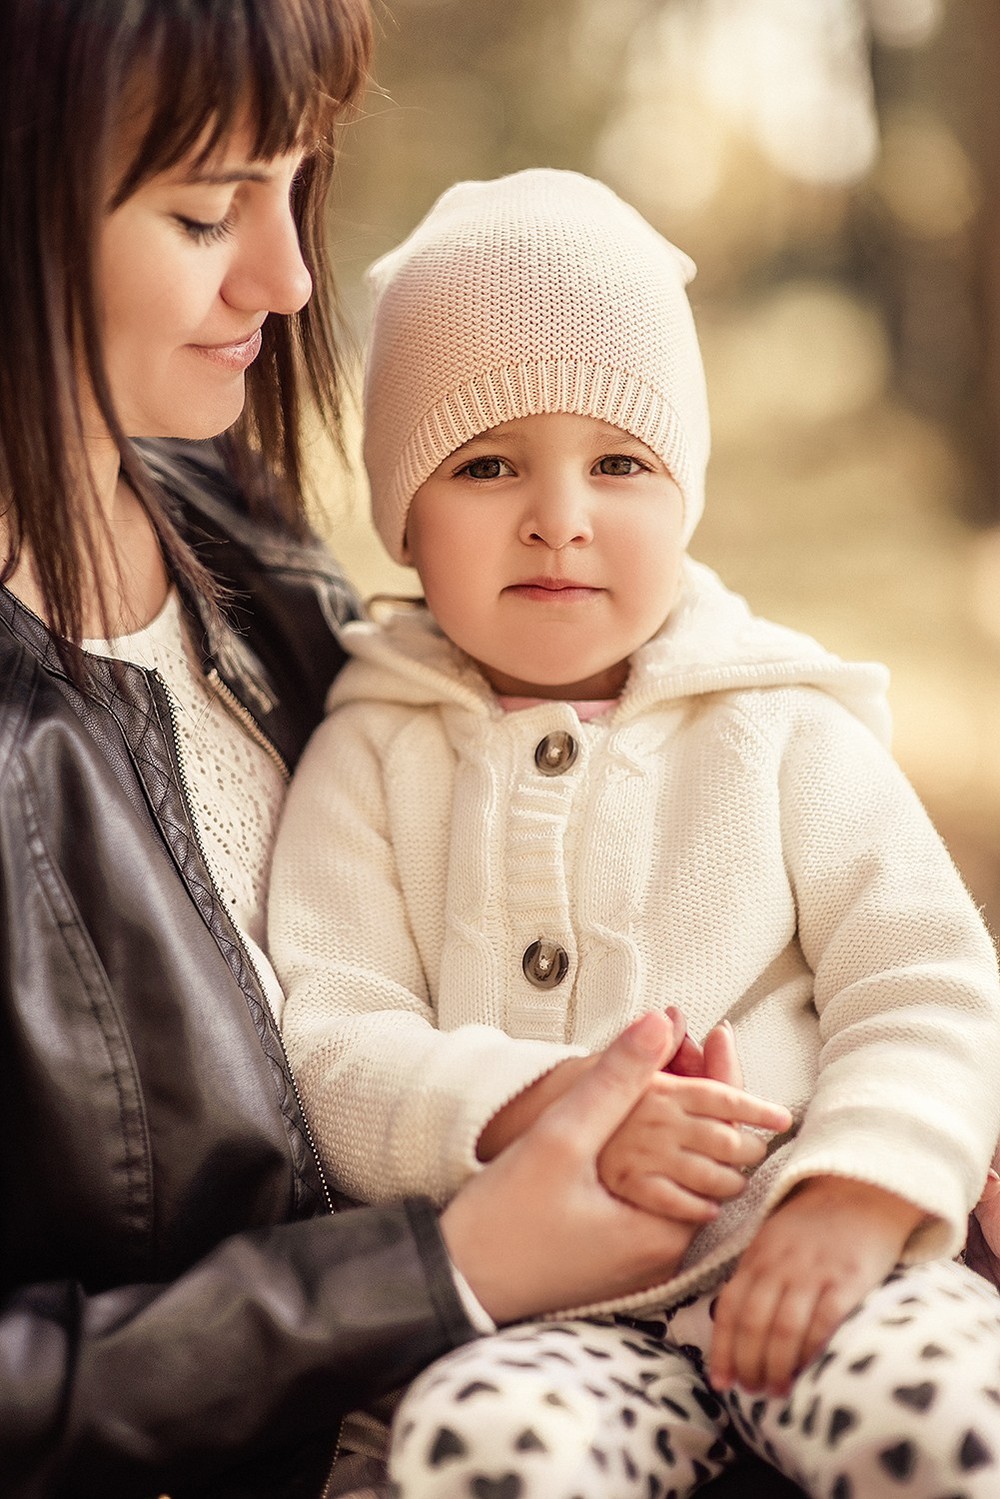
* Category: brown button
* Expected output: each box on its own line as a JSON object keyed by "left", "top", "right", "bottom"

{"left": 521, "top": 940, "right": 569, "bottom": 990}
{"left": 534, "top": 732, "right": 578, "bottom": 776}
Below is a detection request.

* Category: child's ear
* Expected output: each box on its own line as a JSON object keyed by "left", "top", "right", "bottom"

{"left": 400, "top": 526, "right": 412, "bottom": 565}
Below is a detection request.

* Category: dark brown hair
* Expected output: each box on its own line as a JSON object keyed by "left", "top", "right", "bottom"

{"left": 0, "top": 0, "right": 372, "bottom": 650}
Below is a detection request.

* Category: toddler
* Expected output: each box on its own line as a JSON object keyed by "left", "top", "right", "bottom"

{"left": 270, "top": 169, "right": 1000, "bottom": 1498}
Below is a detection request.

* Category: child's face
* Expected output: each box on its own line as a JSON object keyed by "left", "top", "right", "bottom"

{"left": 404, "top": 412, "right": 685, "bottom": 699}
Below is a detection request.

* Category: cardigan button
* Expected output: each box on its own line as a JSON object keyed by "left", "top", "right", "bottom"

{"left": 534, "top": 732, "right": 578, "bottom": 775}
{"left": 522, "top": 940, "right": 569, "bottom": 989}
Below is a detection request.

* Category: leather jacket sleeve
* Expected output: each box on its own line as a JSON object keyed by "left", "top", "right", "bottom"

{"left": 0, "top": 448, "right": 478, "bottom": 1498}
{"left": 1, "top": 1201, "right": 475, "bottom": 1498}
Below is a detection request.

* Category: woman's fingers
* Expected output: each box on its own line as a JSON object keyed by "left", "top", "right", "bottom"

{"left": 538, "top": 1012, "right": 680, "bottom": 1154}
{"left": 441, "top": 1012, "right": 698, "bottom": 1322}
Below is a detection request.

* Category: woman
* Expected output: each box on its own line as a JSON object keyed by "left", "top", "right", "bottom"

{"left": 0, "top": 2, "right": 705, "bottom": 1495}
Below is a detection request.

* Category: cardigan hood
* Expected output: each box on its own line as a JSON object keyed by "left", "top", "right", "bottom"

{"left": 278, "top": 552, "right": 1000, "bottom": 1319}
{"left": 331, "top": 559, "right": 892, "bottom": 743}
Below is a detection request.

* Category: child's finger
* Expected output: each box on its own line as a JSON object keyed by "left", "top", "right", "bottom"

{"left": 638, "top": 1146, "right": 747, "bottom": 1203}
{"left": 665, "top": 1031, "right": 707, "bottom": 1076}
{"left": 641, "top": 1085, "right": 790, "bottom": 1142}
{"left": 708, "top": 1270, "right": 748, "bottom": 1389}
{"left": 667, "top": 1079, "right": 791, "bottom": 1134}
{"left": 717, "top": 1273, "right": 785, "bottom": 1393}
{"left": 662, "top": 1005, "right": 706, "bottom": 1076}
{"left": 606, "top": 1171, "right": 722, "bottom": 1222}
{"left": 701, "top": 1021, "right": 742, "bottom": 1088}
{"left": 761, "top": 1284, "right": 822, "bottom": 1395}
{"left": 977, "top": 1168, "right": 1000, "bottom": 1210}
{"left": 653, "top": 1073, "right": 791, "bottom": 1127}
{"left": 671, "top": 1150, "right": 754, "bottom": 1201}
{"left": 679, "top": 1118, "right": 770, "bottom": 1170}
{"left": 798, "top": 1279, "right": 860, "bottom": 1374}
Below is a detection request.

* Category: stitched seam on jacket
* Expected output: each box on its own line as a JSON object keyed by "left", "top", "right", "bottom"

{"left": 17, "top": 760, "right": 154, "bottom": 1240}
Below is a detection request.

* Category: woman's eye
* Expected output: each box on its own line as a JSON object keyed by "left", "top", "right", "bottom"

{"left": 458, "top": 456, "right": 510, "bottom": 480}
{"left": 175, "top": 214, "right": 236, "bottom": 246}
{"left": 596, "top": 454, "right": 643, "bottom": 476}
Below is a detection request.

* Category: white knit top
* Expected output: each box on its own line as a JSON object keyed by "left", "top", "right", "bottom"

{"left": 86, "top": 590, "right": 286, "bottom": 1019}
{"left": 270, "top": 559, "right": 1000, "bottom": 1317}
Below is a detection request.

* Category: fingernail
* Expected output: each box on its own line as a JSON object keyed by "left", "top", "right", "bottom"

{"left": 626, "top": 1012, "right": 669, "bottom": 1055}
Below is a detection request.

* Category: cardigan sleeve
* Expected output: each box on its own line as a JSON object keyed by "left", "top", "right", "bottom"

{"left": 769, "top": 689, "right": 1000, "bottom": 1259}
{"left": 268, "top": 706, "right": 587, "bottom": 1206}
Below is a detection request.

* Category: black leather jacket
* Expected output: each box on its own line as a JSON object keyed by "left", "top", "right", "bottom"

{"left": 0, "top": 444, "right": 474, "bottom": 1499}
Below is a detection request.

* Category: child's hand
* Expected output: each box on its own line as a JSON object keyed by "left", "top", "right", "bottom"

{"left": 597, "top": 1068, "right": 792, "bottom": 1221}
{"left": 477, "top": 1007, "right": 693, "bottom": 1163}
{"left": 661, "top": 1007, "right": 742, "bottom": 1085}
{"left": 444, "top": 1013, "right": 744, "bottom": 1323}
{"left": 966, "top": 1170, "right": 1000, "bottom": 1287}
{"left": 709, "top": 1176, "right": 924, "bottom": 1398}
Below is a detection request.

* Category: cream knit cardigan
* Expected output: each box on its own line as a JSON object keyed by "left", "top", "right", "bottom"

{"left": 270, "top": 560, "right": 1000, "bottom": 1314}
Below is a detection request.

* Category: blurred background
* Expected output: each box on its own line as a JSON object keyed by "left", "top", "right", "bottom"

{"left": 314, "top": 0, "right": 1000, "bottom": 932}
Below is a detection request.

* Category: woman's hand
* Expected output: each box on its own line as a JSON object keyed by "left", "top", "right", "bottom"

{"left": 442, "top": 1012, "right": 707, "bottom": 1323}
{"left": 709, "top": 1175, "right": 924, "bottom": 1397}
{"left": 475, "top": 1008, "right": 690, "bottom": 1162}
{"left": 598, "top": 1013, "right": 789, "bottom": 1219}
{"left": 477, "top": 1008, "right": 790, "bottom": 1226}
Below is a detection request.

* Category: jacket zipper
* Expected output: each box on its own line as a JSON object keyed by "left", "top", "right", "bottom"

{"left": 155, "top": 670, "right": 347, "bottom": 1494}
{"left": 318, "top": 1426, "right": 344, "bottom": 1499}
{"left": 205, "top": 665, "right": 291, "bottom": 782}
{"left": 152, "top": 669, "right": 337, "bottom": 1221}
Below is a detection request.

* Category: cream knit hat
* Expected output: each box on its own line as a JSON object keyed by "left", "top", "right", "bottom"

{"left": 363, "top": 168, "right": 711, "bottom": 563}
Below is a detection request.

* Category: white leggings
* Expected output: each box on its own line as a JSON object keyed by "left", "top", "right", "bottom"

{"left": 388, "top": 1258, "right": 1000, "bottom": 1498}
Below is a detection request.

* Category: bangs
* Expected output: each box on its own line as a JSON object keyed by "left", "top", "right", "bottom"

{"left": 112, "top": 0, "right": 371, "bottom": 202}
{"left": 0, "top": 0, "right": 368, "bottom": 659}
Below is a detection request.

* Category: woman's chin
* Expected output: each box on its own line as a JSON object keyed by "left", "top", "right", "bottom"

{"left": 133, "top": 398, "right": 248, "bottom": 445}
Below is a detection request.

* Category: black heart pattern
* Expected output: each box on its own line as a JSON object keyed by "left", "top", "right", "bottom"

{"left": 470, "top": 1475, "right": 523, "bottom": 1499}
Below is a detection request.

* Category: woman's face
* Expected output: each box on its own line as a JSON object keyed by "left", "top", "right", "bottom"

{"left": 94, "top": 129, "right": 312, "bottom": 440}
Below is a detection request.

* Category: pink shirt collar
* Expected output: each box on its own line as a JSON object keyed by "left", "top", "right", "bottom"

{"left": 497, "top": 695, "right": 616, "bottom": 722}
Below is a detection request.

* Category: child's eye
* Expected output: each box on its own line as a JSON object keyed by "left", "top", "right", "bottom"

{"left": 174, "top": 213, "right": 236, "bottom": 246}
{"left": 596, "top": 454, "right": 645, "bottom": 476}
{"left": 456, "top": 456, "right": 512, "bottom": 481}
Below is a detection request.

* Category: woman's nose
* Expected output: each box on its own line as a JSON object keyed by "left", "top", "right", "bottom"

{"left": 518, "top": 481, "right": 594, "bottom": 549}
{"left": 223, "top": 204, "right": 313, "bottom": 317}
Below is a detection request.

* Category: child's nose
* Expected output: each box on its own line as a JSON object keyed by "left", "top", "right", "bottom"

{"left": 518, "top": 481, "right": 594, "bottom": 549}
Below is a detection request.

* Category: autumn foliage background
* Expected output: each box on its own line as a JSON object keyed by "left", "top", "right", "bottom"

{"left": 312, "top": 0, "right": 1000, "bottom": 932}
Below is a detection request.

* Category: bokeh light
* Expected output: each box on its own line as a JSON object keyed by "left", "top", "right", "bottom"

{"left": 318, "top": 0, "right": 1000, "bottom": 928}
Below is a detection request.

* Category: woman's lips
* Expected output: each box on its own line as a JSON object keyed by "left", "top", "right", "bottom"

{"left": 189, "top": 326, "right": 263, "bottom": 372}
